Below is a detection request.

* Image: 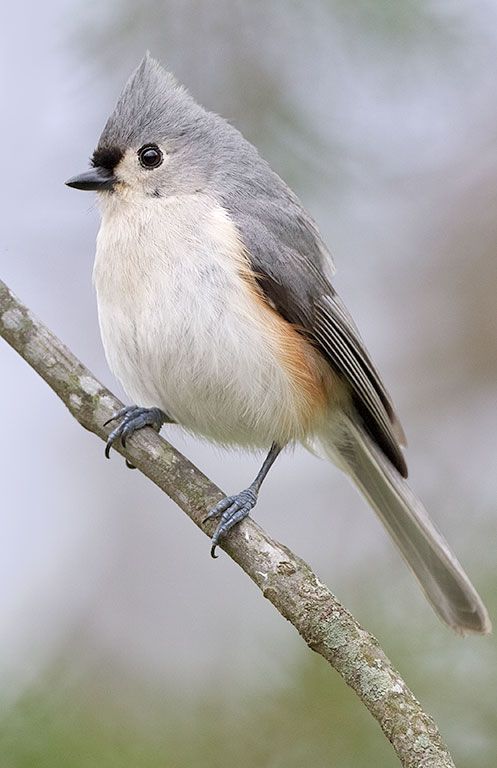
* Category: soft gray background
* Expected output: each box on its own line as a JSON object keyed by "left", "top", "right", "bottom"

{"left": 1, "top": 1, "right": 496, "bottom": 764}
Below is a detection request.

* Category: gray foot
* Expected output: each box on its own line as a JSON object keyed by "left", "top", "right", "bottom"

{"left": 203, "top": 488, "right": 257, "bottom": 558}
{"left": 104, "top": 405, "right": 167, "bottom": 459}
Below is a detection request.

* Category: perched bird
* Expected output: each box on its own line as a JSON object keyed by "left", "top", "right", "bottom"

{"left": 66, "top": 54, "right": 490, "bottom": 634}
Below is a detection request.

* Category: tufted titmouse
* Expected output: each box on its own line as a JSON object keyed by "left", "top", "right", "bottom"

{"left": 66, "top": 54, "right": 490, "bottom": 634}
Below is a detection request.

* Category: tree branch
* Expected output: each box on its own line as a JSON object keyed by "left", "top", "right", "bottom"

{"left": 0, "top": 277, "right": 455, "bottom": 768}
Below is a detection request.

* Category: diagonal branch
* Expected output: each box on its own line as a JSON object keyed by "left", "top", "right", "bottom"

{"left": 0, "top": 277, "right": 455, "bottom": 768}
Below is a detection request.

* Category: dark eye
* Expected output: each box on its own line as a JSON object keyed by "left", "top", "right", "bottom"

{"left": 138, "top": 144, "right": 163, "bottom": 169}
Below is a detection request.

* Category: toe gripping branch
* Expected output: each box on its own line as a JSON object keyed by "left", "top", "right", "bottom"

{"left": 103, "top": 405, "right": 280, "bottom": 559}
{"left": 203, "top": 442, "right": 281, "bottom": 558}
{"left": 104, "top": 405, "right": 170, "bottom": 462}
{"left": 203, "top": 488, "right": 258, "bottom": 558}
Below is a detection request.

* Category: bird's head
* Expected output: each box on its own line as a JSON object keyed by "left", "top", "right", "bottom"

{"left": 66, "top": 54, "right": 213, "bottom": 202}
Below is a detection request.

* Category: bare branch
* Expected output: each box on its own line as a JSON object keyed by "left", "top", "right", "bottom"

{"left": 0, "top": 277, "right": 456, "bottom": 768}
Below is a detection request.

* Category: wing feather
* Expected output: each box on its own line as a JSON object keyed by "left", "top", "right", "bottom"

{"left": 217, "top": 162, "right": 407, "bottom": 476}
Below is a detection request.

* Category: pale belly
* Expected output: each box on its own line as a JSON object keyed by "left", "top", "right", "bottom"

{"left": 94, "top": 193, "right": 329, "bottom": 448}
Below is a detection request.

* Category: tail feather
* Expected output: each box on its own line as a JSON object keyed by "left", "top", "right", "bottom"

{"left": 318, "top": 414, "right": 491, "bottom": 635}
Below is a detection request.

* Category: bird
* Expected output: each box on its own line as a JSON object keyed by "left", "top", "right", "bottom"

{"left": 66, "top": 54, "right": 490, "bottom": 635}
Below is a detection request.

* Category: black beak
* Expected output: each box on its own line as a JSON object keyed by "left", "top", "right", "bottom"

{"left": 65, "top": 167, "right": 116, "bottom": 191}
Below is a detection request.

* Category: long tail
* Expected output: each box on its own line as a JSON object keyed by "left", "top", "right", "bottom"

{"left": 318, "top": 414, "right": 491, "bottom": 634}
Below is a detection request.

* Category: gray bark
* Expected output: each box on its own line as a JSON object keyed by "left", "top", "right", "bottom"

{"left": 0, "top": 277, "right": 456, "bottom": 768}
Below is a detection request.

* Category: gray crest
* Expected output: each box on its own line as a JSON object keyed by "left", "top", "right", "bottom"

{"left": 96, "top": 53, "right": 203, "bottom": 151}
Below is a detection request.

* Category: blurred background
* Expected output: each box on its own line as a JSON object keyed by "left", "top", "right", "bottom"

{"left": 1, "top": 1, "right": 497, "bottom": 765}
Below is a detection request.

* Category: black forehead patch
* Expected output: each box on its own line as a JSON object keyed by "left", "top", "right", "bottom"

{"left": 91, "top": 146, "right": 124, "bottom": 172}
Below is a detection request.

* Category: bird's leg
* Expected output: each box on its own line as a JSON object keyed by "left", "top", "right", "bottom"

{"left": 104, "top": 405, "right": 173, "bottom": 464}
{"left": 204, "top": 443, "right": 282, "bottom": 558}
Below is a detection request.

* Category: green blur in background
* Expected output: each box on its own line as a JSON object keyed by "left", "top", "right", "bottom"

{"left": 3, "top": 585, "right": 497, "bottom": 768}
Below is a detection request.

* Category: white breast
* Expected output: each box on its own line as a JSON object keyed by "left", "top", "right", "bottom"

{"left": 93, "top": 192, "right": 325, "bottom": 448}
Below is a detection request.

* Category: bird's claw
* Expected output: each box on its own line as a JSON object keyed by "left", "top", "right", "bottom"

{"left": 204, "top": 488, "right": 257, "bottom": 558}
{"left": 104, "top": 405, "right": 166, "bottom": 459}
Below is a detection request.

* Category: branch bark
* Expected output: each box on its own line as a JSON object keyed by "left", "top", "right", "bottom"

{"left": 0, "top": 277, "right": 456, "bottom": 768}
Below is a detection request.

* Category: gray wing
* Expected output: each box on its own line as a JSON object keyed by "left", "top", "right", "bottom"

{"left": 221, "top": 185, "right": 407, "bottom": 477}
